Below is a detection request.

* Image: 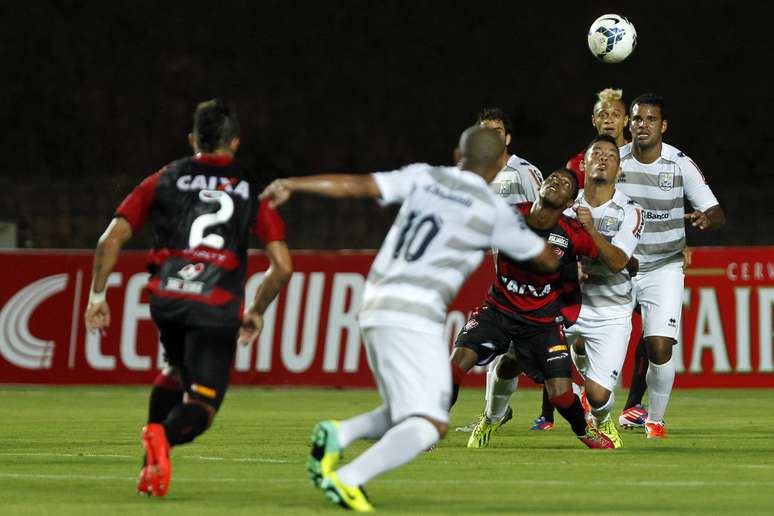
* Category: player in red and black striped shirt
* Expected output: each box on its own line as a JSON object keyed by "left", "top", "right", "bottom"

{"left": 83, "top": 100, "right": 292, "bottom": 497}
{"left": 450, "top": 169, "right": 620, "bottom": 449}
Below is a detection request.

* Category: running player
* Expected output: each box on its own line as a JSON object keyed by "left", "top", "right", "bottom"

{"left": 564, "top": 134, "right": 644, "bottom": 448}
{"left": 261, "top": 126, "right": 556, "bottom": 512}
{"left": 452, "top": 168, "right": 620, "bottom": 450}
{"left": 616, "top": 93, "right": 725, "bottom": 438}
{"left": 83, "top": 99, "right": 292, "bottom": 497}
{"left": 454, "top": 108, "right": 544, "bottom": 433}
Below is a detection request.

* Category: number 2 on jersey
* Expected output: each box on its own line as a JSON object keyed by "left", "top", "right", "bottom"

{"left": 392, "top": 211, "right": 441, "bottom": 262}
{"left": 189, "top": 190, "right": 234, "bottom": 249}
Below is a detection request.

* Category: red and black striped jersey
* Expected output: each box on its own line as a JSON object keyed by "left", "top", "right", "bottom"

{"left": 115, "top": 154, "right": 286, "bottom": 328}
{"left": 484, "top": 202, "right": 598, "bottom": 326}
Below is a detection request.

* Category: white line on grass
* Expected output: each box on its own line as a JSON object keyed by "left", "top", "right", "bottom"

{"left": 0, "top": 452, "right": 291, "bottom": 464}
{"left": 1, "top": 472, "right": 773, "bottom": 488}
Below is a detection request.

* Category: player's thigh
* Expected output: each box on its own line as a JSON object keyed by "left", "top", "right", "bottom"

{"left": 633, "top": 264, "right": 684, "bottom": 340}
{"left": 183, "top": 325, "right": 239, "bottom": 411}
{"left": 577, "top": 317, "right": 631, "bottom": 392}
{"left": 453, "top": 307, "right": 512, "bottom": 367}
{"left": 363, "top": 326, "right": 451, "bottom": 425}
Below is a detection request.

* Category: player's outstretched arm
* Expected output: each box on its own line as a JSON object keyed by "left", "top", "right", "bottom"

{"left": 240, "top": 240, "right": 293, "bottom": 345}
{"left": 531, "top": 245, "right": 561, "bottom": 273}
{"left": 576, "top": 206, "right": 629, "bottom": 273}
{"left": 684, "top": 205, "right": 725, "bottom": 231}
{"left": 84, "top": 217, "right": 133, "bottom": 332}
{"left": 260, "top": 175, "right": 381, "bottom": 208}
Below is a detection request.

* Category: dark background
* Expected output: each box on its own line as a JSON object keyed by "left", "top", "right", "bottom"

{"left": 0, "top": 0, "right": 770, "bottom": 250}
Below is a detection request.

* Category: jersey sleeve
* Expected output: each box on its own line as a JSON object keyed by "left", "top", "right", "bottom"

{"left": 114, "top": 170, "right": 163, "bottom": 234}
{"left": 680, "top": 155, "right": 719, "bottom": 212}
{"left": 491, "top": 197, "right": 545, "bottom": 261}
{"left": 252, "top": 199, "right": 287, "bottom": 244}
{"left": 610, "top": 203, "right": 644, "bottom": 258}
{"left": 371, "top": 163, "right": 428, "bottom": 206}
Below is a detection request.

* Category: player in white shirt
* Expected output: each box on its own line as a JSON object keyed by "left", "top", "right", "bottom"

{"left": 453, "top": 108, "right": 544, "bottom": 433}
{"left": 616, "top": 93, "right": 725, "bottom": 438}
{"left": 260, "top": 125, "right": 557, "bottom": 512}
{"left": 566, "top": 134, "right": 645, "bottom": 448}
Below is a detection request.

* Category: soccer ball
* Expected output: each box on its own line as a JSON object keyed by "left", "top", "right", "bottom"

{"left": 587, "top": 14, "right": 637, "bottom": 64}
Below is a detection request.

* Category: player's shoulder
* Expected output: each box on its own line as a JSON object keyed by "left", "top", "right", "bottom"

{"left": 619, "top": 142, "right": 634, "bottom": 160}
{"left": 612, "top": 189, "right": 638, "bottom": 208}
{"left": 506, "top": 154, "right": 542, "bottom": 175}
{"left": 658, "top": 142, "right": 690, "bottom": 163}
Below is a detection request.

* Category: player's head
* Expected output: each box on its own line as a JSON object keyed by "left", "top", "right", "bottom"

{"left": 591, "top": 88, "right": 628, "bottom": 143}
{"left": 581, "top": 134, "right": 621, "bottom": 186}
{"left": 540, "top": 168, "right": 578, "bottom": 209}
{"left": 189, "top": 99, "right": 241, "bottom": 155}
{"left": 456, "top": 125, "right": 505, "bottom": 182}
{"left": 629, "top": 93, "right": 668, "bottom": 150}
{"left": 477, "top": 107, "right": 512, "bottom": 149}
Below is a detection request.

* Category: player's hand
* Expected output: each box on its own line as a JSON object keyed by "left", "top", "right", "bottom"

{"left": 576, "top": 206, "right": 594, "bottom": 231}
{"left": 684, "top": 210, "right": 710, "bottom": 230}
{"left": 239, "top": 309, "right": 264, "bottom": 346}
{"left": 259, "top": 179, "right": 292, "bottom": 209}
{"left": 682, "top": 247, "right": 692, "bottom": 272}
{"left": 626, "top": 256, "right": 639, "bottom": 277}
{"left": 84, "top": 302, "right": 110, "bottom": 335}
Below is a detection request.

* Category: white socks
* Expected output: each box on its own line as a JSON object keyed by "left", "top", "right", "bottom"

{"left": 337, "top": 405, "right": 392, "bottom": 448}
{"left": 336, "top": 416, "right": 439, "bottom": 487}
{"left": 645, "top": 358, "right": 675, "bottom": 422}
{"left": 590, "top": 391, "right": 615, "bottom": 425}
{"left": 485, "top": 368, "right": 518, "bottom": 421}
{"left": 484, "top": 358, "right": 498, "bottom": 401}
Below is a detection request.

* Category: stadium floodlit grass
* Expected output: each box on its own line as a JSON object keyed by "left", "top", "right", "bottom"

{"left": 1, "top": 386, "right": 772, "bottom": 515}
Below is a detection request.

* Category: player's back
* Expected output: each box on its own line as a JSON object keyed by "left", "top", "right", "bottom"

{"left": 359, "top": 164, "right": 542, "bottom": 336}
{"left": 119, "top": 155, "right": 262, "bottom": 327}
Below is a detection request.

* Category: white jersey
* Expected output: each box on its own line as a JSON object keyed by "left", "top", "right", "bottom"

{"left": 489, "top": 154, "right": 543, "bottom": 205}
{"left": 359, "top": 163, "right": 546, "bottom": 335}
{"left": 570, "top": 190, "right": 644, "bottom": 320}
{"left": 618, "top": 142, "right": 719, "bottom": 272}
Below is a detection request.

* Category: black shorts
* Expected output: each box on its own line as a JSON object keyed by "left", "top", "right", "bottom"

{"left": 154, "top": 315, "right": 238, "bottom": 411}
{"left": 454, "top": 305, "right": 571, "bottom": 382}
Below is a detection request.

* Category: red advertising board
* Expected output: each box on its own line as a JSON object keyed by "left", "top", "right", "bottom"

{"left": 1, "top": 248, "right": 773, "bottom": 387}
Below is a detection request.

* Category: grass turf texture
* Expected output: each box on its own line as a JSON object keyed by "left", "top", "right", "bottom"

{"left": 0, "top": 386, "right": 772, "bottom": 515}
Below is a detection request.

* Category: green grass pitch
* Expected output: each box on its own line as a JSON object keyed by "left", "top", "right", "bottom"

{"left": 1, "top": 386, "right": 772, "bottom": 515}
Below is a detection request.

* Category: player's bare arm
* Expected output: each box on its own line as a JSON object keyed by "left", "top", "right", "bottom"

{"left": 684, "top": 204, "right": 725, "bottom": 230}
{"left": 240, "top": 240, "right": 293, "bottom": 345}
{"left": 84, "top": 217, "right": 133, "bottom": 331}
{"left": 260, "top": 174, "right": 381, "bottom": 208}
{"left": 576, "top": 206, "right": 629, "bottom": 272}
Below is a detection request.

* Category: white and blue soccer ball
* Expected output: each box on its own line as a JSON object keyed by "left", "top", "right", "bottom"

{"left": 587, "top": 14, "right": 637, "bottom": 64}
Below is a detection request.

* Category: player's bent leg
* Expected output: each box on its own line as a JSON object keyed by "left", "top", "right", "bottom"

{"left": 467, "top": 356, "right": 517, "bottom": 448}
{"left": 546, "top": 378, "right": 614, "bottom": 449}
{"left": 449, "top": 346, "right": 480, "bottom": 409}
{"left": 329, "top": 415, "right": 442, "bottom": 512}
{"left": 585, "top": 379, "right": 622, "bottom": 448}
{"left": 644, "top": 335, "right": 675, "bottom": 438}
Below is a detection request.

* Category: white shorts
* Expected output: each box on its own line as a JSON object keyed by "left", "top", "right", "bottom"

{"left": 566, "top": 316, "right": 632, "bottom": 392}
{"left": 362, "top": 326, "right": 451, "bottom": 424}
{"left": 632, "top": 262, "right": 684, "bottom": 341}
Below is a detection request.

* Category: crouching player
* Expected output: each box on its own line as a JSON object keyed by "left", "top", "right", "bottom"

{"left": 449, "top": 169, "right": 615, "bottom": 449}
{"left": 566, "top": 134, "right": 645, "bottom": 447}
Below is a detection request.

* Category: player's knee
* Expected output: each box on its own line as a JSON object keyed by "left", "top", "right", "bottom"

{"left": 549, "top": 390, "right": 575, "bottom": 410}
{"left": 585, "top": 385, "right": 611, "bottom": 408}
{"left": 645, "top": 336, "right": 674, "bottom": 364}
{"left": 495, "top": 355, "right": 520, "bottom": 379}
{"left": 450, "top": 347, "right": 478, "bottom": 372}
{"left": 154, "top": 367, "right": 184, "bottom": 391}
{"left": 422, "top": 416, "right": 448, "bottom": 438}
